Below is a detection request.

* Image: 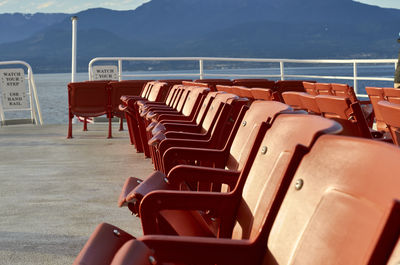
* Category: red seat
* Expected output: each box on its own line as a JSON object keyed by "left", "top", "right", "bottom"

{"left": 298, "top": 92, "right": 320, "bottom": 114}
{"left": 383, "top": 87, "right": 400, "bottom": 104}
{"left": 377, "top": 101, "right": 400, "bottom": 146}
{"left": 119, "top": 101, "right": 291, "bottom": 211}
{"left": 314, "top": 82, "right": 333, "bottom": 95}
{"left": 149, "top": 93, "right": 248, "bottom": 171}
{"left": 303, "top": 81, "right": 317, "bottom": 95}
{"left": 331, "top": 83, "right": 358, "bottom": 102}
{"left": 139, "top": 114, "right": 341, "bottom": 238}
{"left": 366, "top": 86, "right": 387, "bottom": 132}
{"left": 250, "top": 88, "right": 275, "bottom": 101}
{"left": 109, "top": 80, "right": 151, "bottom": 131}
{"left": 67, "top": 81, "right": 111, "bottom": 139}
{"left": 281, "top": 91, "right": 305, "bottom": 110}
{"left": 315, "top": 95, "right": 374, "bottom": 138}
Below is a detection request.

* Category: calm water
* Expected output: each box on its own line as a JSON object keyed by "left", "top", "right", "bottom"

{"left": 2, "top": 65, "right": 396, "bottom": 124}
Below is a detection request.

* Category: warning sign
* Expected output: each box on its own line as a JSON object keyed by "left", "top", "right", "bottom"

{"left": 0, "top": 68, "right": 29, "bottom": 110}
{"left": 92, "top": 65, "right": 118, "bottom": 80}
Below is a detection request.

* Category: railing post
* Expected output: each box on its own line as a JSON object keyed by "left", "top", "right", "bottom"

{"left": 71, "top": 16, "right": 78, "bottom": 83}
{"left": 199, "top": 59, "right": 204, "bottom": 80}
{"left": 280, "top": 61, "right": 285, "bottom": 80}
{"left": 353, "top": 61, "right": 358, "bottom": 94}
{"left": 28, "top": 67, "right": 43, "bottom": 125}
{"left": 118, "top": 59, "right": 122, "bottom": 81}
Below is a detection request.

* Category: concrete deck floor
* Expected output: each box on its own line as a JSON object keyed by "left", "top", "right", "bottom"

{"left": 0, "top": 124, "right": 154, "bottom": 265}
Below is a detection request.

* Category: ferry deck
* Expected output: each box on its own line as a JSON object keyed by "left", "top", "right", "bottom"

{"left": 0, "top": 123, "right": 152, "bottom": 265}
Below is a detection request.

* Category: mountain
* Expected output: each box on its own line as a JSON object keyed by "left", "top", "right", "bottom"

{"left": 0, "top": 13, "right": 68, "bottom": 44}
{"left": 0, "top": 0, "right": 399, "bottom": 73}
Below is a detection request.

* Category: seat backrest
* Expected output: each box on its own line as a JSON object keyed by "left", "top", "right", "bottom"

{"left": 298, "top": 92, "right": 320, "bottom": 114}
{"left": 331, "top": 83, "right": 358, "bottom": 102}
{"left": 303, "top": 81, "right": 317, "bottom": 95}
{"left": 68, "top": 81, "right": 109, "bottom": 116}
{"left": 200, "top": 93, "right": 239, "bottom": 133}
{"left": 193, "top": 91, "right": 219, "bottom": 126}
{"left": 315, "top": 83, "right": 333, "bottom": 95}
{"left": 281, "top": 91, "right": 304, "bottom": 110}
{"left": 264, "top": 135, "right": 400, "bottom": 265}
{"left": 233, "top": 79, "right": 276, "bottom": 89}
{"left": 236, "top": 87, "right": 254, "bottom": 100}
{"left": 179, "top": 86, "right": 209, "bottom": 117}
{"left": 215, "top": 85, "right": 234, "bottom": 93}
{"left": 366, "top": 86, "right": 386, "bottom": 131}
{"left": 232, "top": 114, "right": 341, "bottom": 240}
{"left": 383, "top": 87, "right": 400, "bottom": 104}
{"left": 250, "top": 88, "right": 274, "bottom": 101}
{"left": 225, "top": 101, "right": 291, "bottom": 172}
{"left": 109, "top": 80, "right": 150, "bottom": 113}
{"left": 146, "top": 82, "right": 169, "bottom": 102}
{"left": 316, "top": 95, "right": 371, "bottom": 138}
{"left": 377, "top": 101, "right": 400, "bottom": 146}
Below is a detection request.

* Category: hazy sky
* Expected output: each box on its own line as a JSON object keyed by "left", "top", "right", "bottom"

{"left": 0, "top": 0, "right": 398, "bottom": 14}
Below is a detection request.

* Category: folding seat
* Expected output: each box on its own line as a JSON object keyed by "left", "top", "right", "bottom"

{"left": 281, "top": 91, "right": 305, "bottom": 110}
{"left": 297, "top": 92, "right": 320, "bottom": 114}
{"left": 314, "top": 82, "right": 333, "bottom": 95}
{"left": 383, "top": 87, "right": 400, "bottom": 104}
{"left": 119, "top": 101, "right": 291, "bottom": 211}
{"left": 232, "top": 78, "right": 276, "bottom": 89}
{"left": 73, "top": 114, "right": 343, "bottom": 265}
{"left": 120, "top": 81, "right": 173, "bottom": 153}
{"left": 303, "top": 81, "right": 317, "bottom": 95}
{"left": 315, "top": 95, "right": 378, "bottom": 139}
{"left": 250, "top": 88, "right": 275, "bottom": 101}
{"left": 67, "top": 81, "right": 111, "bottom": 139}
{"left": 108, "top": 80, "right": 152, "bottom": 131}
{"left": 331, "top": 83, "right": 358, "bottom": 102}
{"left": 148, "top": 93, "right": 249, "bottom": 171}
{"left": 377, "top": 101, "right": 400, "bottom": 146}
{"left": 149, "top": 91, "right": 219, "bottom": 136}
{"left": 366, "top": 86, "right": 387, "bottom": 132}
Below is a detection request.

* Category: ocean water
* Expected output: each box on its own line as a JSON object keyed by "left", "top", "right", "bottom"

{"left": 1, "top": 65, "right": 396, "bottom": 124}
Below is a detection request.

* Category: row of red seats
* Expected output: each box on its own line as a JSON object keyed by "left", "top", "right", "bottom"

{"left": 66, "top": 78, "right": 313, "bottom": 141}
{"left": 73, "top": 80, "right": 400, "bottom": 265}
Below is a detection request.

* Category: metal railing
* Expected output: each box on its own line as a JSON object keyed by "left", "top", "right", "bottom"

{"left": 88, "top": 57, "right": 398, "bottom": 98}
{"left": 0, "top": 60, "right": 43, "bottom": 125}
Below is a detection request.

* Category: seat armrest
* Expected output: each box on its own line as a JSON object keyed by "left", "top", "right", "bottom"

{"left": 167, "top": 165, "right": 240, "bottom": 190}
{"left": 162, "top": 147, "right": 226, "bottom": 174}
{"left": 139, "top": 235, "right": 261, "bottom": 264}
{"left": 140, "top": 190, "right": 236, "bottom": 235}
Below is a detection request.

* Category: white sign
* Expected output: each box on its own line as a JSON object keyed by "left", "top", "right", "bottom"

{"left": 0, "top": 68, "right": 29, "bottom": 110}
{"left": 92, "top": 65, "right": 118, "bottom": 80}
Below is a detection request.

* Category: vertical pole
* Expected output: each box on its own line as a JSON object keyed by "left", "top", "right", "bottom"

{"left": 280, "top": 61, "right": 285, "bottom": 80}
{"left": 118, "top": 59, "right": 122, "bottom": 81}
{"left": 394, "top": 35, "right": 400, "bottom": 88}
{"left": 199, "top": 59, "right": 204, "bottom": 80}
{"left": 353, "top": 61, "right": 358, "bottom": 94}
{"left": 71, "top": 16, "right": 78, "bottom": 83}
